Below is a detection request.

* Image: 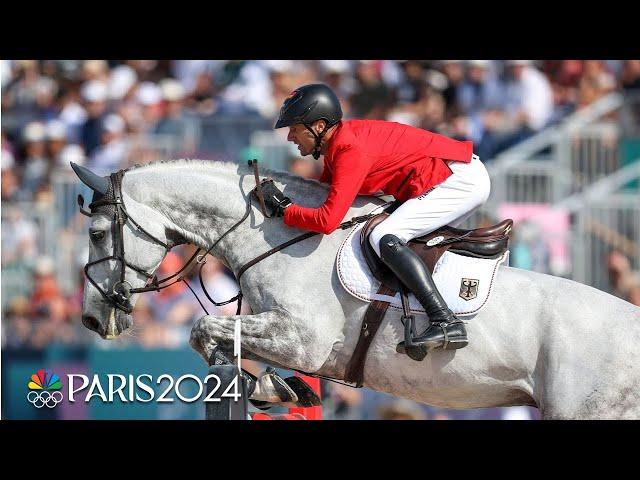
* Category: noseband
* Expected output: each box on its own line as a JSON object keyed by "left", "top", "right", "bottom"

{"left": 79, "top": 160, "right": 376, "bottom": 317}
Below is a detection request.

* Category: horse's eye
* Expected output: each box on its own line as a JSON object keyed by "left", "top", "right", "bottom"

{"left": 91, "top": 231, "right": 105, "bottom": 242}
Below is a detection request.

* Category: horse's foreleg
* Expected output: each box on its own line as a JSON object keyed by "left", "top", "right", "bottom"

{"left": 189, "top": 308, "right": 324, "bottom": 373}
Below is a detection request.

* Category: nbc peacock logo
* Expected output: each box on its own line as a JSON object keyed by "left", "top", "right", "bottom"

{"left": 27, "top": 369, "right": 63, "bottom": 408}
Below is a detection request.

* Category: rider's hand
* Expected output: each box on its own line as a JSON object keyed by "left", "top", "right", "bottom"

{"left": 260, "top": 180, "right": 292, "bottom": 217}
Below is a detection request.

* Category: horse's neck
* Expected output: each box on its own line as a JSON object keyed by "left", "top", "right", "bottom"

{"left": 121, "top": 160, "right": 342, "bottom": 271}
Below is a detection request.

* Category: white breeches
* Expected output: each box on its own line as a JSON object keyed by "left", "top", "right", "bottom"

{"left": 370, "top": 154, "right": 491, "bottom": 256}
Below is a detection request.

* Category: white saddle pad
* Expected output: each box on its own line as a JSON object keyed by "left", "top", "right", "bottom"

{"left": 336, "top": 213, "right": 509, "bottom": 317}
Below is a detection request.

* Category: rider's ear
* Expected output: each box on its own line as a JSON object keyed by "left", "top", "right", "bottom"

{"left": 316, "top": 120, "right": 327, "bottom": 134}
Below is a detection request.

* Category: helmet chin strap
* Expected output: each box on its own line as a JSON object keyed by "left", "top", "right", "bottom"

{"left": 304, "top": 123, "right": 329, "bottom": 160}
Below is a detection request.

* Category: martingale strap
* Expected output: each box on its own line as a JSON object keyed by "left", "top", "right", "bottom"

{"left": 344, "top": 284, "right": 396, "bottom": 387}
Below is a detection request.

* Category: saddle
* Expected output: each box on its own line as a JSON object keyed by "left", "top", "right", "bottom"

{"left": 343, "top": 213, "right": 513, "bottom": 383}
{"left": 360, "top": 213, "right": 513, "bottom": 292}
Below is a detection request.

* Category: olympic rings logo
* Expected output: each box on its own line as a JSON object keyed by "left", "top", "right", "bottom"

{"left": 27, "top": 390, "right": 63, "bottom": 409}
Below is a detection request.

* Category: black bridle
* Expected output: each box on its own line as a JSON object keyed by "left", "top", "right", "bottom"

{"left": 79, "top": 160, "right": 376, "bottom": 318}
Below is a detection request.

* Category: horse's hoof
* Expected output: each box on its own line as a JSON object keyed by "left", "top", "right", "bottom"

{"left": 250, "top": 372, "right": 299, "bottom": 405}
{"left": 283, "top": 376, "right": 322, "bottom": 407}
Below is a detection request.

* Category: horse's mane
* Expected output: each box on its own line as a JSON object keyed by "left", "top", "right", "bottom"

{"left": 126, "top": 158, "right": 326, "bottom": 190}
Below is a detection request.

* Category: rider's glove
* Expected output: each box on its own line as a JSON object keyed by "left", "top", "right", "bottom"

{"left": 260, "top": 179, "right": 292, "bottom": 217}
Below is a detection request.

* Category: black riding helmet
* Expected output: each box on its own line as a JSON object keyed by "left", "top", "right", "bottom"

{"left": 274, "top": 83, "right": 343, "bottom": 159}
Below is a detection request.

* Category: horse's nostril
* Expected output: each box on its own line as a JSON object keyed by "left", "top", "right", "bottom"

{"left": 82, "top": 315, "right": 103, "bottom": 334}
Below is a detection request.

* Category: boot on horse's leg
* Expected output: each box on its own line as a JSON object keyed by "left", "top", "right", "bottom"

{"left": 378, "top": 234, "right": 468, "bottom": 352}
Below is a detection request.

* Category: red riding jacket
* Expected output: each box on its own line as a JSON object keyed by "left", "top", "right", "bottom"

{"left": 283, "top": 119, "right": 474, "bottom": 234}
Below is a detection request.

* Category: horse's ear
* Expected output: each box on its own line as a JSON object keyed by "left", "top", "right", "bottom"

{"left": 70, "top": 162, "right": 109, "bottom": 195}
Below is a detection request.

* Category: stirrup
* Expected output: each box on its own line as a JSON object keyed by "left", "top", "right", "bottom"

{"left": 399, "top": 313, "right": 428, "bottom": 361}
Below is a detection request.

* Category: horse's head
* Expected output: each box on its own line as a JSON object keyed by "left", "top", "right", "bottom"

{"left": 71, "top": 163, "right": 172, "bottom": 339}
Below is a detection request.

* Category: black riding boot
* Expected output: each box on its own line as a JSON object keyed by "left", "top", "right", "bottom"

{"left": 378, "top": 234, "right": 468, "bottom": 351}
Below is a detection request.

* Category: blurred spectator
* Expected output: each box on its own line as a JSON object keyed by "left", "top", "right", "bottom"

{"left": 350, "top": 61, "right": 394, "bottom": 119}
{"left": 548, "top": 81, "right": 577, "bottom": 127}
{"left": 458, "top": 60, "right": 503, "bottom": 114}
{"left": 88, "top": 114, "right": 128, "bottom": 176}
{"left": 79, "top": 80, "right": 109, "bottom": 155}
{"left": 2, "top": 146, "right": 20, "bottom": 201}
{"left": 620, "top": 60, "right": 640, "bottom": 133}
{"left": 155, "top": 78, "right": 188, "bottom": 136}
{"left": 377, "top": 399, "right": 427, "bottom": 420}
{"left": 577, "top": 60, "right": 617, "bottom": 109}
{"left": 1, "top": 206, "right": 38, "bottom": 265}
{"left": 387, "top": 61, "right": 436, "bottom": 128}
{"left": 171, "top": 60, "right": 221, "bottom": 95}
{"left": 34, "top": 76, "right": 59, "bottom": 122}
{"left": 621, "top": 60, "right": 640, "bottom": 91}
{"left": 505, "top": 60, "right": 554, "bottom": 130}
{"left": 45, "top": 119, "right": 68, "bottom": 163}
{"left": 108, "top": 64, "right": 138, "bottom": 101}
{"left": 126, "top": 60, "right": 164, "bottom": 83}
{"left": 57, "top": 82, "right": 88, "bottom": 145}
{"left": 455, "top": 60, "right": 503, "bottom": 152}
{"left": 30, "top": 256, "right": 61, "bottom": 309}
{"left": 217, "top": 61, "right": 272, "bottom": 116}
{"left": 135, "top": 81, "right": 164, "bottom": 132}
{"left": 262, "top": 61, "right": 297, "bottom": 119}
{"left": 394, "top": 60, "right": 428, "bottom": 105}
{"left": 318, "top": 60, "right": 355, "bottom": 111}
{"left": 606, "top": 250, "right": 640, "bottom": 304}
{"left": 20, "top": 121, "right": 50, "bottom": 196}
{"left": 147, "top": 251, "right": 193, "bottom": 323}
{"left": 81, "top": 60, "right": 110, "bottom": 82}
{"left": 185, "top": 70, "right": 217, "bottom": 115}
{"left": 132, "top": 295, "right": 181, "bottom": 348}
{"left": 325, "top": 383, "right": 363, "bottom": 420}
{"left": 1, "top": 61, "right": 43, "bottom": 126}
{"left": 2, "top": 297, "right": 33, "bottom": 348}
{"left": 58, "top": 143, "right": 87, "bottom": 168}
{"left": 543, "top": 60, "right": 584, "bottom": 88}
{"left": 439, "top": 60, "right": 465, "bottom": 111}
{"left": 479, "top": 60, "right": 554, "bottom": 158}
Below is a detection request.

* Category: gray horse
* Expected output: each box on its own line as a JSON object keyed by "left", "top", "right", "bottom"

{"left": 75, "top": 159, "right": 640, "bottom": 419}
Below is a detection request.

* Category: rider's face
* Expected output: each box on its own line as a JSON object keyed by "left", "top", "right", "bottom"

{"left": 287, "top": 121, "right": 325, "bottom": 157}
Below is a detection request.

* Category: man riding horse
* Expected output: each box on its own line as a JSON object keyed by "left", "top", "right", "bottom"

{"left": 265, "top": 83, "right": 491, "bottom": 352}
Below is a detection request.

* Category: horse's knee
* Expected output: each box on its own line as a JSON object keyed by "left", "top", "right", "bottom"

{"left": 189, "top": 316, "right": 222, "bottom": 359}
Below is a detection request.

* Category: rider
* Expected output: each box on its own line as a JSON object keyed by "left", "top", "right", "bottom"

{"left": 267, "top": 83, "right": 491, "bottom": 351}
